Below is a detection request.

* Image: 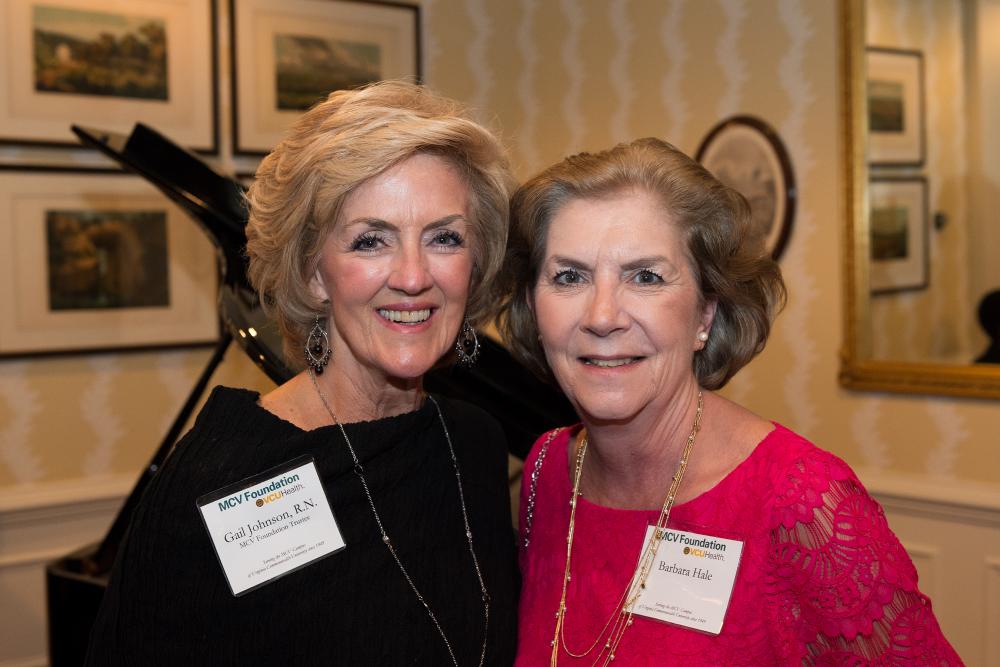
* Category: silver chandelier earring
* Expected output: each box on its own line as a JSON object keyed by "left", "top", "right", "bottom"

{"left": 455, "top": 320, "right": 480, "bottom": 366}
{"left": 305, "top": 315, "right": 332, "bottom": 374}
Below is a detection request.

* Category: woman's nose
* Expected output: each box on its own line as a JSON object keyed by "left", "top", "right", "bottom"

{"left": 580, "top": 280, "right": 629, "bottom": 336}
{"left": 387, "top": 245, "right": 433, "bottom": 295}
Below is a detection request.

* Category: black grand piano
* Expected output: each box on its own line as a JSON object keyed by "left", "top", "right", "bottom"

{"left": 45, "top": 123, "right": 575, "bottom": 665}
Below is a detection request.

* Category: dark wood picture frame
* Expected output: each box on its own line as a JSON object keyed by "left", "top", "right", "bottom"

{"left": 696, "top": 115, "right": 797, "bottom": 261}
{"left": 230, "top": 0, "right": 421, "bottom": 157}
{"left": 0, "top": 165, "right": 220, "bottom": 357}
{"left": 866, "top": 47, "right": 925, "bottom": 167}
{"left": 868, "top": 175, "right": 929, "bottom": 294}
{"left": 0, "top": 0, "right": 219, "bottom": 154}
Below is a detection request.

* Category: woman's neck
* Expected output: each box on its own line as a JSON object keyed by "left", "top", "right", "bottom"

{"left": 578, "top": 380, "right": 705, "bottom": 510}
{"left": 312, "top": 362, "right": 424, "bottom": 424}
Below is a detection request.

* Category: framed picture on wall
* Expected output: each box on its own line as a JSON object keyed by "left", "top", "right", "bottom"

{"left": 695, "top": 115, "right": 796, "bottom": 261}
{"left": 866, "top": 47, "right": 924, "bottom": 166}
{"left": 0, "top": 167, "right": 219, "bottom": 355}
{"left": 0, "top": 0, "right": 219, "bottom": 153}
{"left": 230, "top": 0, "right": 421, "bottom": 157}
{"left": 869, "top": 176, "right": 929, "bottom": 294}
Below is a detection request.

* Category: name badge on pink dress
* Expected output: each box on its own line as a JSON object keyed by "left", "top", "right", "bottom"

{"left": 629, "top": 526, "right": 744, "bottom": 635}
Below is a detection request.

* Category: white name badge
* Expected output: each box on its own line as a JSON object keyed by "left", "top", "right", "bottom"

{"left": 196, "top": 456, "right": 346, "bottom": 596}
{"left": 630, "top": 526, "right": 744, "bottom": 635}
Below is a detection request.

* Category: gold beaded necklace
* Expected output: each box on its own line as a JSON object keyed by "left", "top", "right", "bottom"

{"left": 550, "top": 391, "right": 704, "bottom": 666}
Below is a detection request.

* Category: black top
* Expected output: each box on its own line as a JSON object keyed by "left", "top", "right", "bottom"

{"left": 86, "top": 387, "right": 518, "bottom": 666}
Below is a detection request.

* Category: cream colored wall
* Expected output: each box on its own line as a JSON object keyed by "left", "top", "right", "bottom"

{"left": 1, "top": 1, "right": 998, "bottom": 665}
{"left": 968, "top": 0, "right": 1000, "bottom": 345}
{"left": 0, "top": 0, "right": 996, "bottom": 508}
{"left": 867, "top": 0, "right": 975, "bottom": 363}
{"left": 418, "top": 0, "right": 999, "bottom": 486}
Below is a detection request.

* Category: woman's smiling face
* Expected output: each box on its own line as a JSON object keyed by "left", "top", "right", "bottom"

{"left": 310, "top": 153, "right": 474, "bottom": 384}
{"left": 531, "top": 189, "right": 715, "bottom": 423}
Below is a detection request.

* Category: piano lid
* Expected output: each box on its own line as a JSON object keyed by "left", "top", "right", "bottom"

{"left": 72, "top": 123, "right": 249, "bottom": 289}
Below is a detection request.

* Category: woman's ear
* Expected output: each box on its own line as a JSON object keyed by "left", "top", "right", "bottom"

{"left": 700, "top": 298, "right": 718, "bottom": 335}
{"left": 308, "top": 268, "right": 330, "bottom": 303}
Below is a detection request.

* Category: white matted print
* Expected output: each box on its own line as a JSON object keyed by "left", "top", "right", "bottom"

{"left": 231, "top": 0, "right": 419, "bottom": 156}
{"left": 0, "top": 0, "right": 217, "bottom": 152}
{"left": 866, "top": 47, "right": 924, "bottom": 166}
{"left": 869, "top": 176, "right": 928, "bottom": 294}
{"left": 0, "top": 169, "right": 219, "bottom": 355}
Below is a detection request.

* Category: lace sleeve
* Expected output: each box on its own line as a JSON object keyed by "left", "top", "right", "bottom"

{"left": 767, "top": 455, "right": 962, "bottom": 665}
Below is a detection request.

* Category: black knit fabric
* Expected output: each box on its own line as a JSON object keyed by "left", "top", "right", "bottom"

{"left": 86, "top": 386, "right": 518, "bottom": 666}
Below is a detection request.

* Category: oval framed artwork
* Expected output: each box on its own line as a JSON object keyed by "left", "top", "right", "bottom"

{"left": 695, "top": 115, "right": 796, "bottom": 261}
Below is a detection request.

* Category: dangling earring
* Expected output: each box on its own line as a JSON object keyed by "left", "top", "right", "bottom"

{"left": 455, "top": 319, "right": 480, "bottom": 366}
{"left": 305, "top": 315, "right": 331, "bottom": 374}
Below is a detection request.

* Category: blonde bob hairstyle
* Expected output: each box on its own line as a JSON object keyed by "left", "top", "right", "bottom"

{"left": 246, "top": 80, "right": 514, "bottom": 366}
{"left": 499, "top": 137, "right": 786, "bottom": 390}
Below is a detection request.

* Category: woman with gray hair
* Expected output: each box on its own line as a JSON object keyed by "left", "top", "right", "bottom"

{"left": 86, "top": 81, "right": 518, "bottom": 665}
{"left": 503, "top": 138, "right": 959, "bottom": 665}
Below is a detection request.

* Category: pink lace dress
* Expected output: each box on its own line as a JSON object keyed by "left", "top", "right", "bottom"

{"left": 515, "top": 424, "right": 962, "bottom": 666}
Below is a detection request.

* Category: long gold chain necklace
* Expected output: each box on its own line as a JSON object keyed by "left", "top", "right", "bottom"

{"left": 550, "top": 391, "right": 704, "bottom": 666}
{"left": 309, "top": 370, "right": 490, "bottom": 667}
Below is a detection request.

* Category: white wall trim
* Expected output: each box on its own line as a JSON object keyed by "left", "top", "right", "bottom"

{"left": 859, "top": 468, "right": 1000, "bottom": 527}
{"left": 0, "top": 475, "right": 132, "bottom": 667}
{"left": 0, "top": 475, "right": 132, "bottom": 527}
{"left": 0, "top": 656, "right": 46, "bottom": 667}
{"left": 0, "top": 544, "right": 83, "bottom": 570}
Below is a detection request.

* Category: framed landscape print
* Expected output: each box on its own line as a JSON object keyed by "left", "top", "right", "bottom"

{"left": 0, "top": 0, "right": 218, "bottom": 153}
{"left": 869, "top": 176, "right": 929, "bottom": 294}
{"left": 0, "top": 168, "right": 219, "bottom": 355}
{"left": 231, "top": 0, "right": 420, "bottom": 156}
{"left": 866, "top": 47, "right": 924, "bottom": 166}
{"left": 696, "top": 115, "right": 796, "bottom": 261}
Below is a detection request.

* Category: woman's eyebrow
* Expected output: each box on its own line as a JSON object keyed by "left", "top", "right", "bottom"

{"left": 342, "top": 214, "right": 466, "bottom": 231}
{"left": 549, "top": 255, "right": 589, "bottom": 269}
{"left": 620, "top": 256, "right": 669, "bottom": 271}
{"left": 424, "top": 214, "right": 467, "bottom": 230}
{"left": 344, "top": 217, "right": 396, "bottom": 231}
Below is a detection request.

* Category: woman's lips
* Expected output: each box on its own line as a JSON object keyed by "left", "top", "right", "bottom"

{"left": 579, "top": 356, "right": 644, "bottom": 368}
{"left": 377, "top": 307, "right": 432, "bottom": 324}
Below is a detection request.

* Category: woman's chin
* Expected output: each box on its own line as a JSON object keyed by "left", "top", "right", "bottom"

{"left": 373, "top": 354, "right": 442, "bottom": 384}
{"left": 575, "top": 399, "right": 646, "bottom": 426}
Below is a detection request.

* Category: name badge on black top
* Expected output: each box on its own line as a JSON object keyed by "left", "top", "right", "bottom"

{"left": 196, "top": 455, "right": 345, "bottom": 596}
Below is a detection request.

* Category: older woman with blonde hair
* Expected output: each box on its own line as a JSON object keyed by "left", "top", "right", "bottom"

{"left": 86, "top": 81, "right": 519, "bottom": 665}
{"left": 502, "top": 138, "right": 959, "bottom": 665}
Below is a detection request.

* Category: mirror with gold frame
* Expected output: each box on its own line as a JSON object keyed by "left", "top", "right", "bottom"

{"left": 839, "top": 0, "right": 1000, "bottom": 398}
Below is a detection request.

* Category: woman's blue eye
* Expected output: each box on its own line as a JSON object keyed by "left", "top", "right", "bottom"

{"left": 633, "top": 269, "right": 663, "bottom": 284}
{"left": 432, "top": 230, "right": 464, "bottom": 246}
{"left": 553, "top": 269, "right": 583, "bottom": 285}
{"left": 350, "top": 232, "right": 385, "bottom": 251}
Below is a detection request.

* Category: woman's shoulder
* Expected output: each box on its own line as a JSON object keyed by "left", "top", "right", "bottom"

{"left": 756, "top": 424, "right": 858, "bottom": 485}
{"left": 184, "top": 385, "right": 279, "bottom": 442}
{"left": 523, "top": 425, "right": 576, "bottom": 470}
{"left": 753, "top": 424, "right": 869, "bottom": 529}
{"left": 160, "top": 385, "right": 299, "bottom": 479}
{"left": 432, "top": 396, "right": 509, "bottom": 461}
{"left": 434, "top": 395, "right": 502, "bottom": 429}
